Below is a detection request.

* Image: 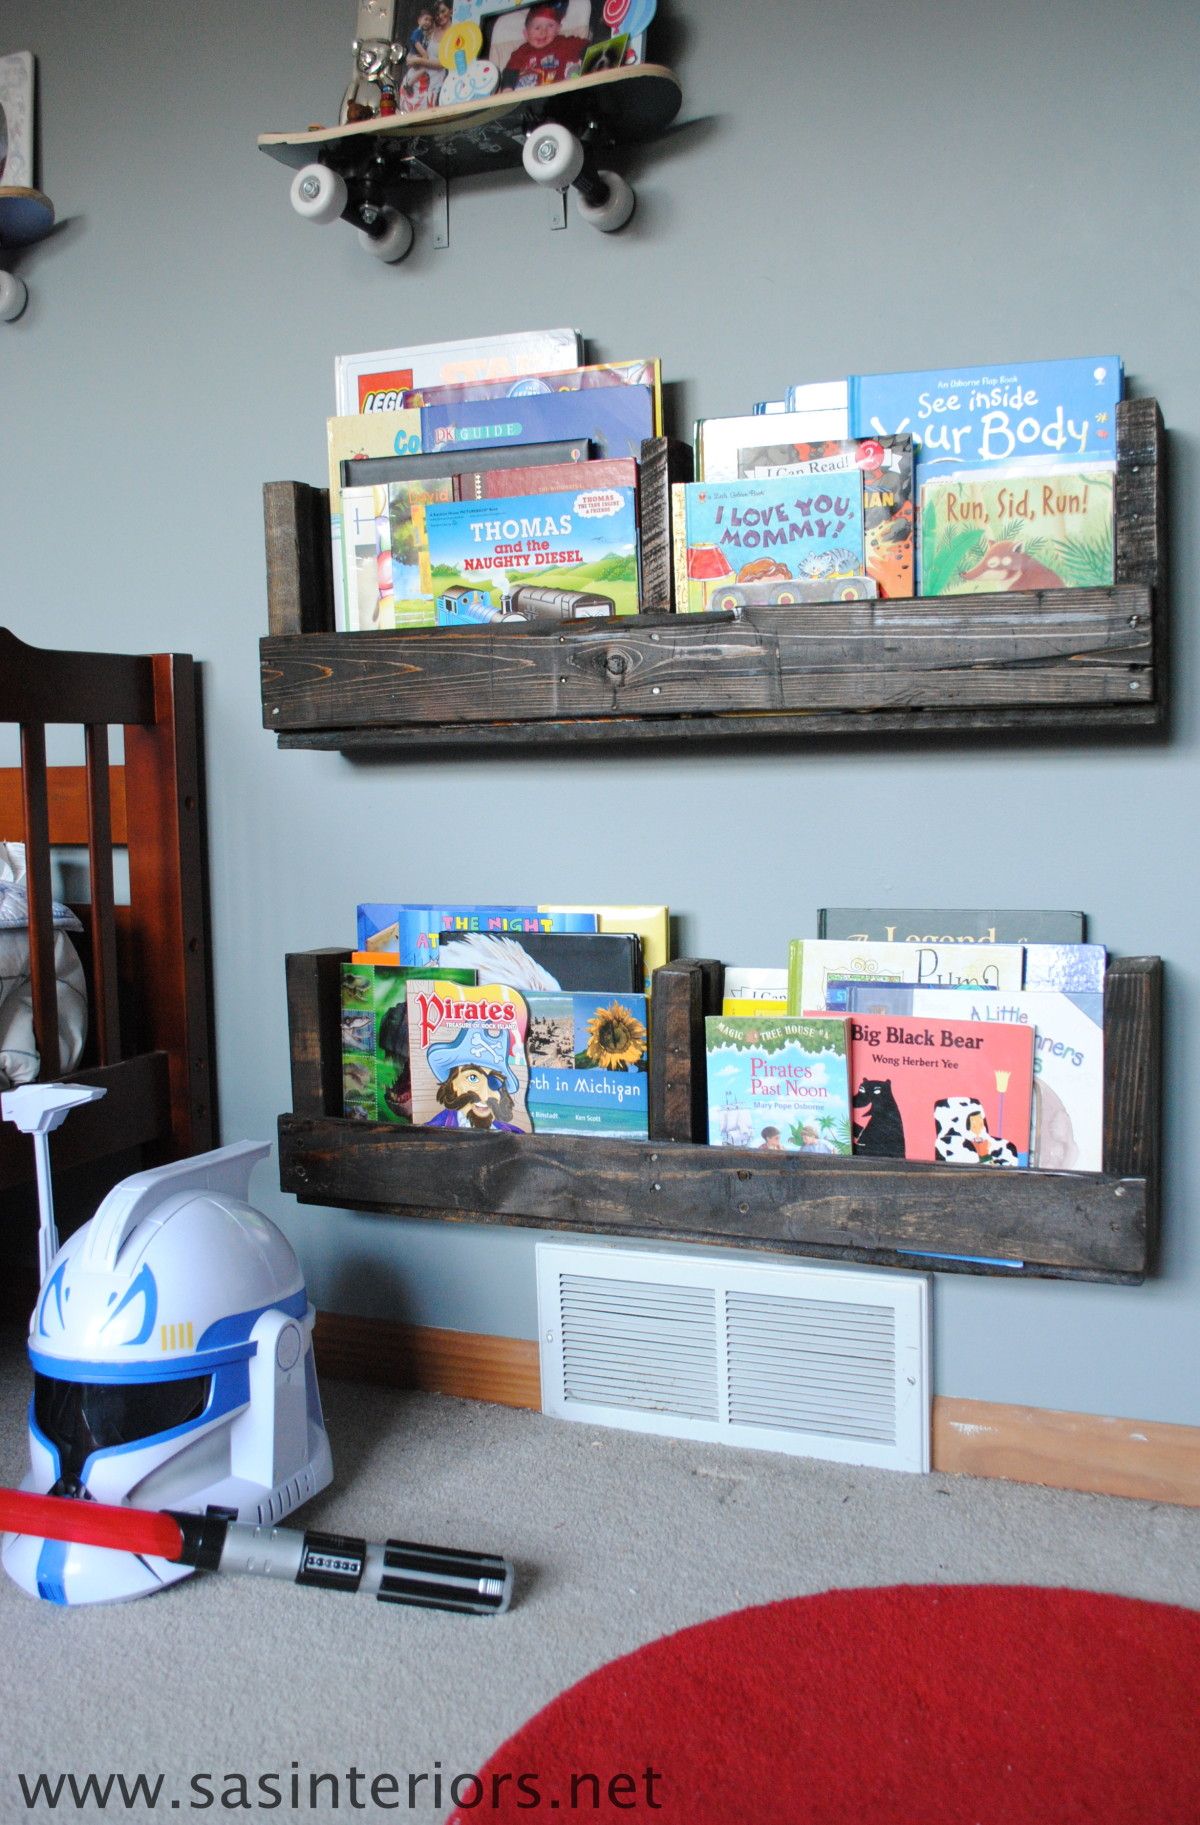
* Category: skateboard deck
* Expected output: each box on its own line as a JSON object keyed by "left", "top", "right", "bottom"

{"left": 258, "top": 63, "right": 682, "bottom": 185}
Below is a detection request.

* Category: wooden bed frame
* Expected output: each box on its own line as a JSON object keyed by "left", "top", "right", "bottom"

{"left": 0, "top": 629, "right": 216, "bottom": 1195}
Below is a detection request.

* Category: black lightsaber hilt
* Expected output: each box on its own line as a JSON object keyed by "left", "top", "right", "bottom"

{"left": 169, "top": 1513, "right": 514, "bottom": 1616}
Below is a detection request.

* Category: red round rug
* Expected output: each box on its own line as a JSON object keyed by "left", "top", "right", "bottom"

{"left": 452, "top": 1585, "right": 1200, "bottom": 1823}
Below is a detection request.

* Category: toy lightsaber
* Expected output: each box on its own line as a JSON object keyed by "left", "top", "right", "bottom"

{"left": 0, "top": 1488, "right": 513, "bottom": 1615}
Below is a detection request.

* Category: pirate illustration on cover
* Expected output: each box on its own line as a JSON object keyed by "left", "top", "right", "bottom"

{"left": 426, "top": 1022, "right": 526, "bottom": 1132}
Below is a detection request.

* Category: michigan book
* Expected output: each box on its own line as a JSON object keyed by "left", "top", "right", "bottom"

{"left": 525, "top": 991, "right": 649, "bottom": 1137}
{"left": 705, "top": 1014, "right": 853, "bottom": 1154}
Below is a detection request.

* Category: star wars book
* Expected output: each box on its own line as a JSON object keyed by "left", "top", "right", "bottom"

{"left": 406, "top": 981, "right": 532, "bottom": 1133}
{"left": 674, "top": 477, "right": 867, "bottom": 614}
{"left": 341, "top": 963, "right": 476, "bottom": 1124}
{"left": 919, "top": 463, "right": 1115, "bottom": 597}
{"left": 848, "top": 1011, "right": 1035, "bottom": 1166}
{"left": 846, "top": 984, "right": 1103, "bottom": 1171}
{"left": 525, "top": 991, "right": 649, "bottom": 1137}
{"left": 735, "top": 436, "right": 914, "bottom": 599}
{"left": 788, "top": 939, "right": 1026, "bottom": 1014}
{"left": 705, "top": 1015, "right": 852, "bottom": 1154}
{"left": 435, "top": 929, "right": 642, "bottom": 994}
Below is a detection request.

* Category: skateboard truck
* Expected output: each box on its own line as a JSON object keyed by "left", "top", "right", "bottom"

{"left": 521, "top": 121, "right": 635, "bottom": 232}
{"left": 290, "top": 161, "right": 415, "bottom": 263}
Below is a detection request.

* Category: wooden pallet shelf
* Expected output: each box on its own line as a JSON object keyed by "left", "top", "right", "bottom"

{"left": 259, "top": 401, "right": 1165, "bottom": 753}
{"left": 280, "top": 951, "right": 1161, "bottom": 1285}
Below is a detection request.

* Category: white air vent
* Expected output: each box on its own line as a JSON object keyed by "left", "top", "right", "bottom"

{"left": 537, "top": 1244, "right": 930, "bottom": 1473}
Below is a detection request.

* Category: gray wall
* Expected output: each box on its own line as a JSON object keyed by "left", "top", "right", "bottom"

{"left": 3, "top": 0, "right": 1196, "bottom": 1423}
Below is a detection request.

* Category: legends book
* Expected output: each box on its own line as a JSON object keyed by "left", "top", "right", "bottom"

{"left": 848, "top": 1010, "right": 1035, "bottom": 1166}
{"left": 341, "top": 962, "right": 475, "bottom": 1124}
{"left": 406, "top": 981, "right": 532, "bottom": 1133}
{"left": 674, "top": 477, "right": 866, "bottom": 614}
{"left": 919, "top": 463, "right": 1114, "bottom": 596}
{"left": 788, "top": 938, "right": 1025, "bottom": 1014}
{"left": 846, "top": 984, "right": 1103, "bottom": 1171}
{"left": 819, "top": 908, "right": 1087, "bottom": 944}
{"left": 399, "top": 359, "right": 663, "bottom": 436}
{"left": 525, "top": 991, "right": 649, "bottom": 1137}
{"left": 420, "top": 385, "right": 655, "bottom": 463}
{"left": 334, "top": 329, "right": 583, "bottom": 415}
{"left": 358, "top": 904, "right": 599, "bottom": 966}
{"left": 736, "top": 436, "right": 914, "bottom": 598}
{"left": 436, "top": 929, "right": 642, "bottom": 994}
{"left": 424, "top": 488, "right": 640, "bottom": 622}
{"left": 705, "top": 1014, "right": 852, "bottom": 1153}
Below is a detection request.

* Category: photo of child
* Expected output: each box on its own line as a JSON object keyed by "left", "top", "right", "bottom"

{"left": 397, "top": 0, "right": 453, "bottom": 110}
{"left": 488, "top": 2, "right": 593, "bottom": 90}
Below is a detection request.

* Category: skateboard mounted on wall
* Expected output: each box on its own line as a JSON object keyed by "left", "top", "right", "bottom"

{"left": 0, "top": 51, "right": 55, "bottom": 323}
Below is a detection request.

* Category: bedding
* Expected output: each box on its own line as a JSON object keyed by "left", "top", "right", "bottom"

{"left": 0, "top": 842, "right": 87, "bottom": 1088}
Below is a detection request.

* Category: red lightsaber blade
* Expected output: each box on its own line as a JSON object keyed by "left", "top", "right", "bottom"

{"left": 0, "top": 1487, "right": 513, "bottom": 1615}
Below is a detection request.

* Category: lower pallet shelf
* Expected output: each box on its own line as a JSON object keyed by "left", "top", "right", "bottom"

{"left": 281, "top": 952, "right": 1161, "bottom": 1285}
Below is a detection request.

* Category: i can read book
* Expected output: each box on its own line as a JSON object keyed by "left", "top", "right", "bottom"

{"left": 736, "top": 437, "right": 914, "bottom": 599}
{"left": 341, "top": 963, "right": 476, "bottom": 1124}
{"left": 675, "top": 477, "right": 866, "bottom": 614}
{"left": 424, "top": 489, "right": 640, "bottom": 621}
{"left": 845, "top": 984, "right": 1103, "bottom": 1172}
{"left": 919, "top": 463, "right": 1114, "bottom": 597}
{"left": 525, "top": 992, "right": 650, "bottom": 1137}
{"left": 705, "top": 1015, "right": 852, "bottom": 1154}
{"left": 787, "top": 939, "right": 1025, "bottom": 1014}
{"left": 848, "top": 1011, "right": 1035, "bottom": 1167}
{"left": 406, "top": 981, "right": 532, "bottom": 1133}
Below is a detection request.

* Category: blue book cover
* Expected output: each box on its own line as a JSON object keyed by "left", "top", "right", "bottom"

{"left": 1022, "top": 944, "right": 1107, "bottom": 993}
{"left": 844, "top": 356, "right": 1122, "bottom": 488}
{"left": 357, "top": 903, "right": 598, "bottom": 965}
{"left": 525, "top": 991, "right": 649, "bottom": 1137}
{"left": 420, "top": 386, "right": 654, "bottom": 461}
{"left": 424, "top": 487, "right": 640, "bottom": 621}
{"left": 678, "top": 476, "right": 866, "bottom": 612}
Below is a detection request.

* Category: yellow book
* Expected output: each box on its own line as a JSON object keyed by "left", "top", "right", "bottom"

{"left": 721, "top": 997, "right": 790, "bottom": 1017}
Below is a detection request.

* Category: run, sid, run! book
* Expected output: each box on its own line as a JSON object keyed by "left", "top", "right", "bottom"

{"left": 705, "top": 1015, "right": 853, "bottom": 1154}
{"left": 525, "top": 992, "right": 649, "bottom": 1137}
{"left": 848, "top": 1011, "right": 1035, "bottom": 1166}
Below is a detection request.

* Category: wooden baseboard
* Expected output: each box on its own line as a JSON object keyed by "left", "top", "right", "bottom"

{"left": 314, "top": 1312, "right": 1200, "bottom": 1507}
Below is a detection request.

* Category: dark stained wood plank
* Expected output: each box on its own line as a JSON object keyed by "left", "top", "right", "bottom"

{"left": 0, "top": 1053, "right": 171, "bottom": 1191}
{"left": 286, "top": 948, "right": 351, "bottom": 1117}
{"left": 1115, "top": 398, "right": 1164, "bottom": 589}
{"left": 264, "top": 482, "right": 334, "bottom": 637}
{"left": 638, "top": 436, "right": 693, "bottom": 612}
{"left": 19, "top": 723, "right": 60, "bottom": 1079}
{"left": 84, "top": 725, "right": 121, "bottom": 1065}
{"left": 648, "top": 957, "right": 724, "bottom": 1142}
{"left": 0, "top": 629, "right": 155, "bottom": 727}
{"left": 0, "top": 765, "right": 128, "bottom": 844}
{"left": 1103, "top": 957, "right": 1161, "bottom": 1267}
{"left": 277, "top": 1115, "right": 1147, "bottom": 1281}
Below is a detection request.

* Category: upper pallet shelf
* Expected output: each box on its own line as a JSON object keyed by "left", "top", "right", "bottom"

{"left": 260, "top": 398, "right": 1165, "bottom": 753}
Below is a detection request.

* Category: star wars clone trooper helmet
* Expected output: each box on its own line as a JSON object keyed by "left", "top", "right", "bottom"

{"left": 2, "top": 1142, "right": 333, "bottom": 1605}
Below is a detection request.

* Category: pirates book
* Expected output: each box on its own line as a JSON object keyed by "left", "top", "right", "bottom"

{"left": 705, "top": 1014, "right": 853, "bottom": 1154}
{"left": 406, "top": 981, "right": 532, "bottom": 1133}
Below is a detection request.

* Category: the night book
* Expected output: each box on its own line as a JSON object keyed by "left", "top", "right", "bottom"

{"left": 705, "top": 1014, "right": 852, "bottom": 1154}
{"left": 674, "top": 477, "right": 866, "bottom": 614}
{"left": 423, "top": 488, "right": 641, "bottom": 622}
{"left": 525, "top": 991, "right": 650, "bottom": 1138}
{"left": 848, "top": 1012, "right": 1035, "bottom": 1167}
{"left": 341, "top": 962, "right": 475, "bottom": 1124}
{"left": 357, "top": 904, "right": 599, "bottom": 966}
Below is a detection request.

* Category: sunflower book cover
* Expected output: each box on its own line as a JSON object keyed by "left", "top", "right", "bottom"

{"left": 406, "top": 981, "right": 532, "bottom": 1133}
{"left": 341, "top": 963, "right": 476, "bottom": 1124}
{"left": 735, "top": 436, "right": 914, "bottom": 598}
{"left": 674, "top": 477, "right": 866, "bottom": 613}
{"left": 919, "top": 463, "right": 1115, "bottom": 596}
{"left": 423, "top": 488, "right": 640, "bottom": 621}
{"left": 848, "top": 1012, "right": 1035, "bottom": 1167}
{"left": 788, "top": 939, "right": 1026, "bottom": 1014}
{"left": 524, "top": 992, "right": 650, "bottom": 1137}
{"left": 705, "top": 1015, "right": 852, "bottom": 1153}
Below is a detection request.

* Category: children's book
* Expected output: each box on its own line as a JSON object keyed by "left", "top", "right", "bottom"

{"left": 400, "top": 360, "right": 664, "bottom": 436}
{"left": 1023, "top": 944, "right": 1106, "bottom": 993}
{"left": 788, "top": 938, "right": 1025, "bottom": 1014}
{"left": 540, "top": 905, "right": 670, "bottom": 994}
{"left": 420, "top": 386, "right": 655, "bottom": 462}
{"left": 846, "top": 984, "right": 1104, "bottom": 1171}
{"left": 340, "top": 477, "right": 456, "bottom": 631}
{"left": 847, "top": 1010, "right": 1035, "bottom": 1166}
{"left": 736, "top": 436, "right": 914, "bottom": 599}
{"left": 406, "top": 981, "right": 532, "bottom": 1133}
{"left": 721, "top": 967, "right": 788, "bottom": 1015}
{"left": 695, "top": 407, "right": 851, "bottom": 483}
{"left": 674, "top": 477, "right": 866, "bottom": 614}
{"left": 435, "top": 929, "right": 643, "bottom": 994}
{"left": 424, "top": 488, "right": 640, "bottom": 622}
{"left": 334, "top": 329, "right": 583, "bottom": 415}
{"left": 919, "top": 463, "right": 1114, "bottom": 596}
{"left": 525, "top": 991, "right": 649, "bottom": 1137}
{"left": 341, "top": 962, "right": 476, "bottom": 1123}
{"left": 358, "top": 904, "right": 599, "bottom": 965}
{"left": 819, "top": 908, "right": 1087, "bottom": 944}
{"left": 705, "top": 1015, "right": 853, "bottom": 1154}
{"left": 461, "top": 456, "right": 638, "bottom": 503}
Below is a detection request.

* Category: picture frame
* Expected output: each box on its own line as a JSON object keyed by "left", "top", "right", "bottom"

{"left": 0, "top": 51, "right": 35, "bottom": 189}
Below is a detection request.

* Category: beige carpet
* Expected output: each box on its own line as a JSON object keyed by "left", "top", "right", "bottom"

{"left": 2, "top": 1335, "right": 1198, "bottom": 1823}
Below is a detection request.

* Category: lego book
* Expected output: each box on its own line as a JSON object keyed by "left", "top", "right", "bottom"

{"left": 400, "top": 360, "right": 664, "bottom": 436}
{"left": 525, "top": 991, "right": 650, "bottom": 1137}
{"left": 406, "top": 981, "right": 532, "bottom": 1133}
{"left": 674, "top": 477, "right": 867, "bottom": 614}
{"left": 787, "top": 939, "right": 1025, "bottom": 1014}
{"left": 846, "top": 984, "right": 1104, "bottom": 1171}
{"left": 334, "top": 328, "right": 583, "bottom": 415}
{"left": 919, "top": 463, "right": 1115, "bottom": 596}
{"left": 358, "top": 903, "right": 599, "bottom": 966}
{"left": 705, "top": 1015, "right": 853, "bottom": 1154}
{"left": 420, "top": 385, "right": 655, "bottom": 462}
{"left": 847, "top": 1011, "right": 1035, "bottom": 1167}
{"left": 341, "top": 962, "right": 476, "bottom": 1123}
{"left": 424, "top": 488, "right": 640, "bottom": 622}
{"left": 736, "top": 436, "right": 914, "bottom": 599}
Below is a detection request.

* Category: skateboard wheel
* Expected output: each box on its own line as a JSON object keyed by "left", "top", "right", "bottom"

{"left": 577, "top": 169, "right": 635, "bottom": 233}
{"left": 289, "top": 163, "right": 348, "bottom": 224}
{"left": 360, "top": 206, "right": 414, "bottom": 263}
{"left": 522, "top": 122, "right": 584, "bottom": 189}
{"left": 0, "top": 271, "right": 28, "bottom": 322}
